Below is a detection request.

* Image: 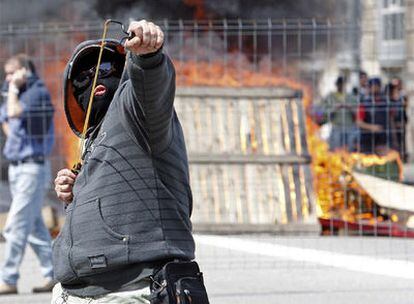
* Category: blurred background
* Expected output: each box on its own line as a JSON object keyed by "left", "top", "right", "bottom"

{"left": 1, "top": 0, "right": 414, "bottom": 303}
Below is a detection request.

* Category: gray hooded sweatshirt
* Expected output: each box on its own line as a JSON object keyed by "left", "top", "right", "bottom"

{"left": 53, "top": 43, "right": 195, "bottom": 297}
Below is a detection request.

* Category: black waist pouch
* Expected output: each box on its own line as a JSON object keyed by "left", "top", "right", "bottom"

{"left": 149, "top": 260, "right": 210, "bottom": 304}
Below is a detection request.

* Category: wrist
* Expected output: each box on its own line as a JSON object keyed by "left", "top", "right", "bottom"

{"left": 8, "top": 84, "right": 19, "bottom": 95}
{"left": 130, "top": 49, "right": 163, "bottom": 69}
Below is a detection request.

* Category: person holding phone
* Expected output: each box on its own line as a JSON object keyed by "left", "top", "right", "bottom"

{"left": 0, "top": 54, "right": 55, "bottom": 295}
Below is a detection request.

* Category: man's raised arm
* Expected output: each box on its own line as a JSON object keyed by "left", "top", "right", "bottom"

{"left": 124, "top": 20, "right": 175, "bottom": 154}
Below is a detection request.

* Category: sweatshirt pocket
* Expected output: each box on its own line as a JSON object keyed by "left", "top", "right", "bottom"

{"left": 70, "top": 198, "right": 129, "bottom": 277}
{"left": 52, "top": 206, "right": 77, "bottom": 284}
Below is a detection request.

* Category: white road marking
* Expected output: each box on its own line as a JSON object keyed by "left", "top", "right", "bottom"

{"left": 195, "top": 235, "right": 414, "bottom": 280}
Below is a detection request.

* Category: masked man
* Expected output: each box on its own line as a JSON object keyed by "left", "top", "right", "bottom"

{"left": 52, "top": 20, "right": 204, "bottom": 303}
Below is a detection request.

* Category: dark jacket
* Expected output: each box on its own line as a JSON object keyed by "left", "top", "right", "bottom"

{"left": 360, "top": 93, "right": 391, "bottom": 150}
{"left": 53, "top": 44, "right": 195, "bottom": 297}
{"left": 0, "top": 75, "right": 54, "bottom": 160}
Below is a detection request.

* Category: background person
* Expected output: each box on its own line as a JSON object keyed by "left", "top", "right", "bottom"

{"left": 357, "top": 77, "right": 390, "bottom": 155}
{"left": 385, "top": 81, "right": 407, "bottom": 160}
{"left": 354, "top": 70, "right": 369, "bottom": 101}
{"left": 322, "top": 76, "right": 358, "bottom": 151}
{"left": 0, "top": 54, "right": 55, "bottom": 295}
{"left": 390, "top": 77, "right": 408, "bottom": 161}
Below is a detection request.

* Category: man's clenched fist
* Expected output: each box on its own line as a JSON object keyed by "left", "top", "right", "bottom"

{"left": 54, "top": 169, "right": 77, "bottom": 204}
{"left": 124, "top": 20, "right": 164, "bottom": 55}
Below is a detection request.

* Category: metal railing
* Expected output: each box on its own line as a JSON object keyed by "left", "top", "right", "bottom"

{"left": 0, "top": 19, "right": 411, "bottom": 238}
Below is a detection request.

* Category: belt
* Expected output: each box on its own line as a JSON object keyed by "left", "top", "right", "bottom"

{"left": 10, "top": 156, "right": 45, "bottom": 166}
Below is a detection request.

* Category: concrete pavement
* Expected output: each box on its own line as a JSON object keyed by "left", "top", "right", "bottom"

{"left": 0, "top": 234, "right": 414, "bottom": 303}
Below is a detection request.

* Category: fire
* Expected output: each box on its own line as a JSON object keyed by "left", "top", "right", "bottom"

{"left": 49, "top": 50, "right": 402, "bottom": 227}
{"left": 175, "top": 59, "right": 403, "bottom": 227}
{"left": 42, "top": 33, "right": 88, "bottom": 171}
{"left": 305, "top": 93, "right": 403, "bottom": 225}
{"left": 175, "top": 59, "right": 309, "bottom": 89}
{"left": 309, "top": 132, "right": 403, "bottom": 223}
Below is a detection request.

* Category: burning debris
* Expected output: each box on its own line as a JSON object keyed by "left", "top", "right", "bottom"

{"left": 0, "top": 12, "right": 412, "bottom": 236}
{"left": 310, "top": 131, "right": 408, "bottom": 236}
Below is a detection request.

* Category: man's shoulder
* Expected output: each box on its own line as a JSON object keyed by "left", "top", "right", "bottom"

{"left": 31, "top": 78, "right": 49, "bottom": 92}
{"left": 24, "top": 78, "right": 51, "bottom": 99}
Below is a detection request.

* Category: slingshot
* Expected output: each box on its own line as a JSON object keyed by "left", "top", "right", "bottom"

{"left": 72, "top": 19, "right": 133, "bottom": 174}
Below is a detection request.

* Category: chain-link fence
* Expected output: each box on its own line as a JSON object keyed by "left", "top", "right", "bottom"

{"left": 0, "top": 18, "right": 414, "bottom": 303}
{"left": 0, "top": 19, "right": 412, "bottom": 233}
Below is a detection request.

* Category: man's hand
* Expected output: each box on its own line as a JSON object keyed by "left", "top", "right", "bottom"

{"left": 124, "top": 20, "right": 164, "bottom": 56}
{"left": 54, "top": 169, "right": 77, "bottom": 204}
{"left": 1, "top": 122, "right": 9, "bottom": 137}
{"left": 370, "top": 124, "right": 383, "bottom": 133}
{"left": 6, "top": 68, "right": 27, "bottom": 118}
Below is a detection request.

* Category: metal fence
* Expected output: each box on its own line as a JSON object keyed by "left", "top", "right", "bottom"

{"left": 0, "top": 20, "right": 414, "bottom": 302}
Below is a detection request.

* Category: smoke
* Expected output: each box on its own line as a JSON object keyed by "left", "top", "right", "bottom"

{"left": 0, "top": 0, "right": 350, "bottom": 24}
{"left": 0, "top": 0, "right": 99, "bottom": 24}
{"left": 0, "top": 0, "right": 356, "bottom": 87}
{"left": 204, "top": 0, "right": 340, "bottom": 19}
{"left": 0, "top": 0, "right": 357, "bottom": 89}
{"left": 91, "top": 0, "right": 348, "bottom": 21}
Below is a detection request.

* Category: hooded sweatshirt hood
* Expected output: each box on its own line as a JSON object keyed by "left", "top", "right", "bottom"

{"left": 63, "top": 39, "right": 126, "bottom": 137}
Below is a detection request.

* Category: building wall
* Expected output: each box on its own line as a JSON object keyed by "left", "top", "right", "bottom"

{"left": 360, "top": 0, "right": 381, "bottom": 75}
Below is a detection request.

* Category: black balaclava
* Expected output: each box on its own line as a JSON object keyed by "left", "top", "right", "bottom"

{"left": 71, "top": 49, "right": 124, "bottom": 130}
{"left": 73, "top": 75, "right": 120, "bottom": 128}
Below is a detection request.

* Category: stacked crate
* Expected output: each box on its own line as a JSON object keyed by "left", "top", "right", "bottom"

{"left": 175, "top": 87, "right": 315, "bottom": 225}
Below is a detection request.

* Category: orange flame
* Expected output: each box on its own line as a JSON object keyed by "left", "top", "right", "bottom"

{"left": 50, "top": 50, "right": 401, "bottom": 225}
{"left": 175, "top": 58, "right": 403, "bottom": 224}
{"left": 309, "top": 132, "right": 402, "bottom": 222}
{"left": 42, "top": 33, "right": 88, "bottom": 170}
